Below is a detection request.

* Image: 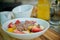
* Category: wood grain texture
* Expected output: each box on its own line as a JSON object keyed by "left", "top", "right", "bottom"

{"left": 0, "top": 24, "right": 60, "bottom": 40}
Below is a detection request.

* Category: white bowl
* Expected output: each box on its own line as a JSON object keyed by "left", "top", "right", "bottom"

{"left": 12, "top": 5, "right": 33, "bottom": 18}
{"left": 0, "top": 11, "right": 12, "bottom": 25}
{"left": 2, "top": 18, "right": 50, "bottom": 40}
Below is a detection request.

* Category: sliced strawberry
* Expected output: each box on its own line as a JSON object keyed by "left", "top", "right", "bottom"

{"left": 31, "top": 27, "right": 42, "bottom": 32}
{"left": 14, "top": 29, "right": 25, "bottom": 34}
{"left": 15, "top": 20, "right": 20, "bottom": 24}
{"left": 19, "top": 31, "right": 25, "bottom": 34}
{"left": 8, "top": 22, "right": 13, "bottom": 28}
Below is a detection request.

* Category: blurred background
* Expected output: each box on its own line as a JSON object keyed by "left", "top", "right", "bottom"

{"left": 0, "top": 0, "right": 37, "bottom": 11}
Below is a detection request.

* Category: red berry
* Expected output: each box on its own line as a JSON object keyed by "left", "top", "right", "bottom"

{"left": 31, "top": 27, "right": 42, "bottom": 32}
{"left": 15, "top": 20, "right": 20, "bottom": 24}
{"left": 8, "top": 22, "right": 13, "bottom": 28}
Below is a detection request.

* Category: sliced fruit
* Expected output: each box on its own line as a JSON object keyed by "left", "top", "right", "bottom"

{"left": 22, "top": 30, "right": 30, "bottom": 34}
{"left": 8, "top": 22, "right": 16, "bottom": 30}
{"left": 28, "top": 26, "right": 33, "bottom": 30}
{"left": 7, "top": 28, "right": 14, "bottom": 32}
{"left": 15, "top": 20, "right": 20, "bottom": 24}
{"left": 8, "top": 22, "right": 14, "bottom": 28}
{"left": 19, "top": 31, "right": 25, "bottom": 34}
{"left": 40, "top": 26, "right": 44, "bottom": 30}
{"left": 12, "top": 25, "right": 16, "bottom": 29}
{"left": 31, "top": 27, "right": 42, "bottom": 32}
{"left": 34, "top": 23, "right": 38, "bottom": 26}
{"left": 14, "top": 29, "right": 25, "bottom": 34}
{"left": 34, "top": 23, "right": 40, "bottom": 28}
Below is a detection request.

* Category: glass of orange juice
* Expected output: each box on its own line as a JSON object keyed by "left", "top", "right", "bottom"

{"left": 37, "top": 0, "right": 50, "bottom": 20}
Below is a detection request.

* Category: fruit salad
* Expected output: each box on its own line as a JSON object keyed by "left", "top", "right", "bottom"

{"left": 7, "top": 20, "right": 44, "bottom": 34}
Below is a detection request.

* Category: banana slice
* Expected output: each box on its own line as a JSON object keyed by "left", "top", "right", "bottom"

{"left": 40, "top": 26, "right": 45, "bottom": 30}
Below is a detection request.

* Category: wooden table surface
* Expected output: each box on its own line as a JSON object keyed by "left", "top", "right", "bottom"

{"left": 0, "top": 24, "right": 60, "bottom": 40}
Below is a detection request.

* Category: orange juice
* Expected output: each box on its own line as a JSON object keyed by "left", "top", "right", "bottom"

{"left": 37, "top": 0, "right": 50, "bottom": 20}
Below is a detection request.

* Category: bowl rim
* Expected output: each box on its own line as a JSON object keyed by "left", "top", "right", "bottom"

{"left": 12, "top": 5, "right": 33, "bottom": 13}
{"left": 0, "top": 11, "right": 11, "bottom": 14}
{"left": 2, "top": 18, "right": 50, "bottom": 35}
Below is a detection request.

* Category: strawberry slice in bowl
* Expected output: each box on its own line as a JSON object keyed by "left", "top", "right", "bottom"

{"left": 31, "top": 27, "right": 42, "bottom": 33}
{"left": 8, "top": 22, "right": 13, "bottom": 28}
{"left": 15, "top": 20, "right": 21, "bottom": 25}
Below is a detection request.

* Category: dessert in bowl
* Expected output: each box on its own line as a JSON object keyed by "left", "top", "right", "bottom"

{"left": 2, "top": 18, "right": 50, "bottom": 40}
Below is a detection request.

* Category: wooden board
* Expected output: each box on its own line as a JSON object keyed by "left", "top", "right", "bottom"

{"left": 0, "top": 24, "right": 60, "bottom": 40}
